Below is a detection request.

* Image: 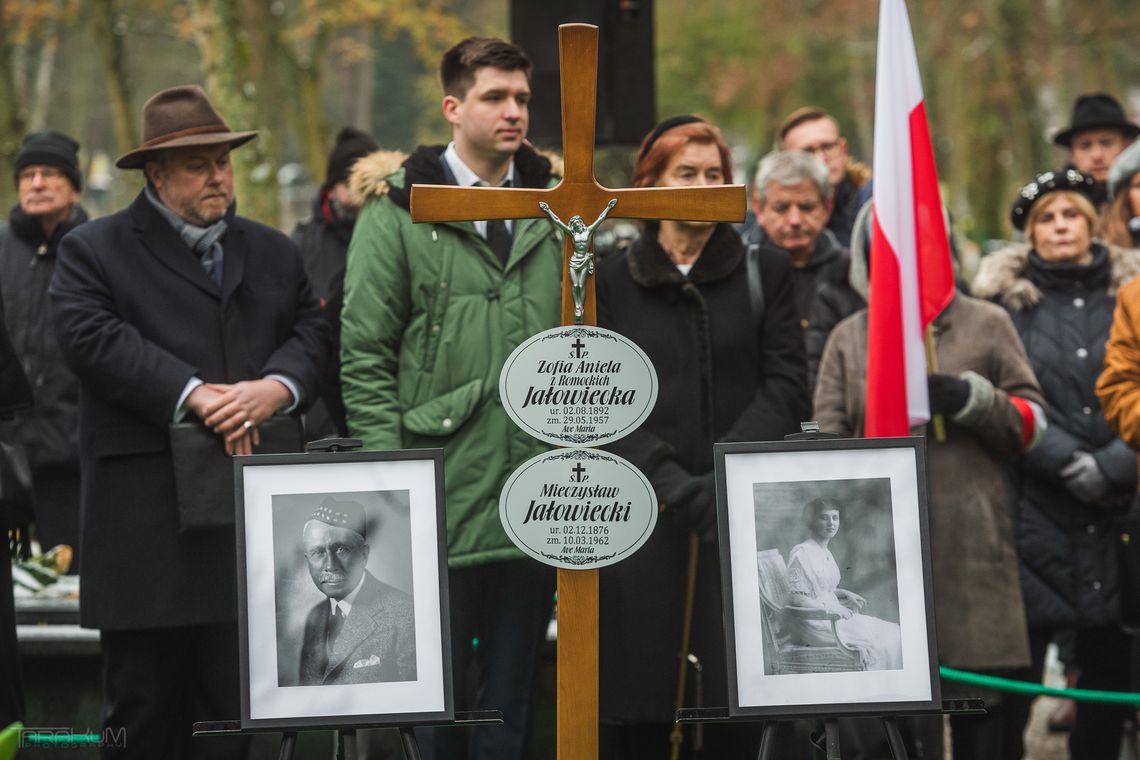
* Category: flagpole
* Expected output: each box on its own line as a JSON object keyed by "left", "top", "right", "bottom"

{"left": 866, "top": 0, "right": 956, "bottom": 439}
{"left": 923, "top": 326, "right": 946, "bottom": 442}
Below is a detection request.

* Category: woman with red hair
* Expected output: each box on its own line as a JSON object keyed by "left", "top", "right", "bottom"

{"left": 595, "top": 116, "right": 809, "bottom": 758}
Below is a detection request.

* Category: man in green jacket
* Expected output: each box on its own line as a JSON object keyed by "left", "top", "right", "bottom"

{"left": 340, "top": 37, "right": 561, "bottom": 760}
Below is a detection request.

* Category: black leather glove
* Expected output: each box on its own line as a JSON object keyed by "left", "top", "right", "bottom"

{"left": 670, "top": 473, "right": 718, "bottom": 543}
{"left": 927, "top": 373, "right": 970, "bottom": 415}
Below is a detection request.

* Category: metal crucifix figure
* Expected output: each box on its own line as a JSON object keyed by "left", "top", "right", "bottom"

{"left": 539, "top": 198, "right": 617, "bottom": 324}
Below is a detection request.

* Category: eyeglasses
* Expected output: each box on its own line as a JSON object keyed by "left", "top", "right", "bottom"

{"left": 304, "top": 544, "right": 361, "bottom": 562}
{"left": 800, "top": 141, "right": 842, "bottom": 157}
{"left": 17, "top": 166, "right": 66, "bottom": 183}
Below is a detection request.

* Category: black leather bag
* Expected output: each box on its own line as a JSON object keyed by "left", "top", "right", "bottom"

{"left": 169, "top": 416, "right": 305, "bottom": 531}
{"left": 0, "top": 440, "right": 35, "bottom": 529}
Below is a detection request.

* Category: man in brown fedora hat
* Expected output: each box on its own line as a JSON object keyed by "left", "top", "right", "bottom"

{"left": 50, "top": 84, "right": 327, "bottom": 758}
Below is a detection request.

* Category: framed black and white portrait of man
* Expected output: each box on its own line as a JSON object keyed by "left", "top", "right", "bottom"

{"left": 235, "top": 448, "right": 452, "bottom": 729}
{"left": 714, "top": 436, "right": 940, "bottom": 717}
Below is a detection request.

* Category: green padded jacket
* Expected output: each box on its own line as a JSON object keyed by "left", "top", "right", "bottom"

{"left": 341, "top": 144, "right": 563, "bottom": 567}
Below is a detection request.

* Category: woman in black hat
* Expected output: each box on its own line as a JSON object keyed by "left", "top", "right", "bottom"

{"left": 973, "top": 168, "right": 1140, "bottom": 760}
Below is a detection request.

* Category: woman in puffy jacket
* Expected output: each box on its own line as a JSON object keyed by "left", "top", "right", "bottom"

{"left": 975, "top": 168, "right": 1140, "bottom": 760}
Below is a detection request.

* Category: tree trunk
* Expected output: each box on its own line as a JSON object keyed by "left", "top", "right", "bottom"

{"left": 351, "top": 26, "right": 374, "bottom": 133}
{"left": 292, "top": 52, "right": 329, "bottom": 182}
{"left": 188, "top": 0, "right": 279, "bottom": 225}
{"left": 240, "top": 0, "right": 287, "bottom": 185}
{"left": 994, "top": 0, "right": 1048, "bottom": 178}
{"left": 26, "top": 0, "right": 64, "bottom": 133}
{"left": 92, "top": 0, "right": 137, "bottom": 155}
{"left": 0, "top": 38, "right": 27, "bottom": 211}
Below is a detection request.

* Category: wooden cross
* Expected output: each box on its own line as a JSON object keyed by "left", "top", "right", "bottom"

{"left": 411, "top": 23, "right": 744, "bottom": 760}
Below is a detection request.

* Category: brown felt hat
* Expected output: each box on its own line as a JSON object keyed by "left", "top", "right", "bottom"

{"left": 115, "top": 85, "right": 258, "bottom": 169}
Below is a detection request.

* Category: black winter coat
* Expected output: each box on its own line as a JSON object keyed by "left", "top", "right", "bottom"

{"left": 0, "top": 288, "right": 32, "bottom": 418}
{"left": 51, "top": 192, "right": 328, "bottom": 629}
{"left": 805, "top": 253, "right": 863, "bottom": 389}
{"left": 743, "top": 224, "right": 847, "bottom": 329}
{"left": 0, "top": 205, "right": 88, "bottom": 470}
{"left": 291, "top": 188, "right": 356, "bottom": 437}
{"left": 595, "top": 223, "right": 809, "bottom": 722}
{"left": 973, "top": 243, "right": 1140, "bottom": 630}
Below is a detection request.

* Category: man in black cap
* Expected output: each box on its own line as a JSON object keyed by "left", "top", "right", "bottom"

{"left": 298, "top": 496, "right": 416, "bottom": 685}
{"left": 50, "top": 85, "right": 327, "bottom": 758}
{"left": 292, "top": 126, "right": 379, "bottom": 439}
{"left": 0, "top": 130, "right": 87, "bottom": 566}
{"left": 1055, "top": 93, "right": 1139, "bottom": 188}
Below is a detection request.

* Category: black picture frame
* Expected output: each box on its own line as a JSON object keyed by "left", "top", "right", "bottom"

{"left": 714, "top": 436, "right": 940, "bottom": 717}
{"left": 235, "top": 448, "right": 453, "bottom": 730}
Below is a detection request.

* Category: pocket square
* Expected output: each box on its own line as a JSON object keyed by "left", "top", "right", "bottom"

{"left": 353, "top": 654, "right": 382, "bottom": 669}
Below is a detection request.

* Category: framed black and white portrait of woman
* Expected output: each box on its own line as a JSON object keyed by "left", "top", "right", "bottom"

{"left": 235, "top": 448, "right": 452, "bottom": 729}
{"left": 714, "top": 436, "right": 940, "bottom": 717}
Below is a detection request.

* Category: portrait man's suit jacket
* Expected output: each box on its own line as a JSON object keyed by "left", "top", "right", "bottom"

{"left": 50, "top": 191, "right": 328, "bottom": 631}
{"left": 300, "top": 570, "right": 417, "bottom": 685}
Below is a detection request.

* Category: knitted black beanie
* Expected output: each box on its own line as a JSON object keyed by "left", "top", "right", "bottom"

{"left": 325, "top": 127, "right": 379, "bottom": 186}
{"left": 14, "top": 130, "right": 82, "bottom": 191}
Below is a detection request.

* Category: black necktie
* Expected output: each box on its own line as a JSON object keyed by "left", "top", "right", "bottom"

{"left": 479, "top": 177, "right": 512, "bottom": 267}
{"left": 327, "top": 603, "right": 345, "bottom": 656}
{"left": 486, "top": 218, "right": 512, "bottom": 267}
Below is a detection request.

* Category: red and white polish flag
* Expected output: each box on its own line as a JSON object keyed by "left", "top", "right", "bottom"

{"left": 865, "top": 0, "right": 956, "bottom": 437}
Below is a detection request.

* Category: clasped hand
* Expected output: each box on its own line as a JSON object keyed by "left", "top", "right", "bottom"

{"left": 185, "top": 379, "right": 292, "bottom": 455}
{"left": 835, "top": 589, "right": 866, "bottom": 613}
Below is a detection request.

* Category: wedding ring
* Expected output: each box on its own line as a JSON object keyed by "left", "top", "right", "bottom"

{"left": 242, "top": 420, "right": 253, "bottom": 431}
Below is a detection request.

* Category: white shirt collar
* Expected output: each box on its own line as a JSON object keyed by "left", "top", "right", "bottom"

{"left": 330, "top": 572, "right": 367, "bottom": 617}
{"left": 441, "top": 142, "right": 516, "bottom": 237}
{"left": 442, "top": 142, "right": 515, "bottom": 188}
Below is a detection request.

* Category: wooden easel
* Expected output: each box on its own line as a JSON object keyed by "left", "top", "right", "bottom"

{"left": 411, "top": 23, "right": 745, "bottom": 760}
{"left": 193, "top": 711, "right": 502, "bottom": 760}
{"left": 676, "top": 699, "right": 985, "bottom": 760}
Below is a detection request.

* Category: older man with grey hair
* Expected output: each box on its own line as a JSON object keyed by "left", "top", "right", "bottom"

{"left": 743, "top": 149, "right": 848, "bottom": 328}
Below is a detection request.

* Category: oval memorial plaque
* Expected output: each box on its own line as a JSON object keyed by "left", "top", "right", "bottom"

{"left": 499, "top": 325, "right": 658, "bottom": 447}
{"left": 499, "top": 448, "right": 658, "bottom": 570}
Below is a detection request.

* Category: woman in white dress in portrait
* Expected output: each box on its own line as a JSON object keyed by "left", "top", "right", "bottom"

{"left": 785, "top": 497, "right": 903, "bottom": 671}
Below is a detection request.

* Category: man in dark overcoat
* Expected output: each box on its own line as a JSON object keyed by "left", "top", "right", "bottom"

{"left": 50, "top": 85, "right": 327, "bottom": 758}
{"left": 0, "top": 130, "right": 88, "bottom": 565}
